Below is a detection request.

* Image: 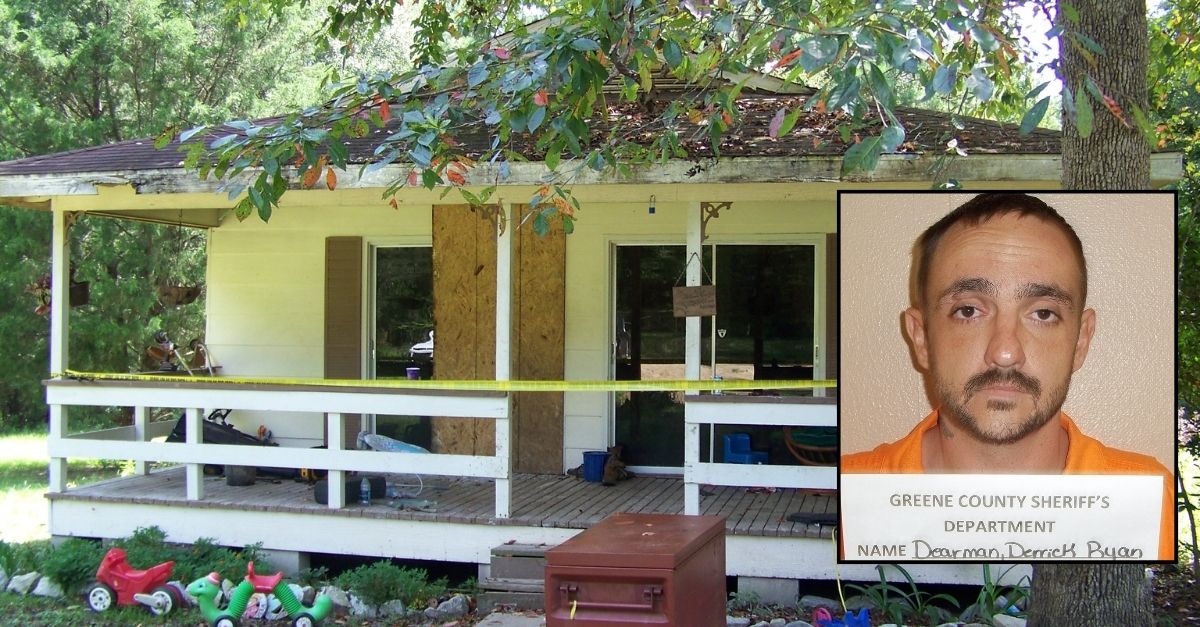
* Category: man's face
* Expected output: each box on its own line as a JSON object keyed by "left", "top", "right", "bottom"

{"left": 904, "top": 212, "right": 1096, "bottom": 445}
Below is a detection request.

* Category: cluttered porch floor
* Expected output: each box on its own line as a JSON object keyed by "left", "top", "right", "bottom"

{"left": 50, "top": 467, "right": 836, "bottom": 539}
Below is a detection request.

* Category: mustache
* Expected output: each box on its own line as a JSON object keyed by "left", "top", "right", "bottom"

{"left": 964, "top": 369, "right": 1041, "bottom": 398}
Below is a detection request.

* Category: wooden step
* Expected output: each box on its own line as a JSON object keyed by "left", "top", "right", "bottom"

{"left": 479, "top": 577, "right": 545, "bottom": 594}
{"left": 490, "top": 543, "right": 550, "bottom": 581}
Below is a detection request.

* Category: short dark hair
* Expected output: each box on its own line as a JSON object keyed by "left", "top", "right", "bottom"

{"left": 916, "top": 193, "right": 1087, "bottom": 306}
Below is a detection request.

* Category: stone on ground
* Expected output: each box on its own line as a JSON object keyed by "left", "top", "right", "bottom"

{"left": 349, "top": 594, "right": 377, "bottom": 618}
{"left": 6, "top": 571, "right": 40, "bottom": 595}
{"left": 727, "top": 617, "right": 752, "bottom": 627}
{"left": 379, "top": 599, "right": 406, "bottom": 617}
{"left": 31, "top": 577, "right": 64, "bottom": 598}
{"left": 319, "top": 585, "right": 350, "bottom": 611}
{"left": 992, "top": 615, "right": 1028, "bottom": 627}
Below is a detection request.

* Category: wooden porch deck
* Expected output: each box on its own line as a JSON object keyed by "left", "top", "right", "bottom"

{"left": 51, "top": 467, "right": 836, "bottom": 539}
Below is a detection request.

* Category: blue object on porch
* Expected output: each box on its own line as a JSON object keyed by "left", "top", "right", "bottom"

{"left": 582, "top": 451, "right": 609, "bottom": 482}
{"left": 723, "top": 433, "right": 767, "bottom": 464}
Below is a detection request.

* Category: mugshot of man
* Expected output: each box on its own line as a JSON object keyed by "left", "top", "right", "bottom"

{"left": 840, "top": 192, "right": 1175, "bottom": 560}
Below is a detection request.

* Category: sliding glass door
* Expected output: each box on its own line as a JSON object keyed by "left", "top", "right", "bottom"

{"left": 369, "top": 245, "right": 434, "bottom": 449}
{"left": 613, "top": 243, "right": 818, "bottom": 470}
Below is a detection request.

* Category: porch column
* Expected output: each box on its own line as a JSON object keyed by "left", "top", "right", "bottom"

{"left": 683, "top": 202, "right": 703, "bottom": 514}
{"left": 133, "top": 406, "right": 150, "bottom": 475}
{"left": 185, "top": 407, "right": 205, "bottom": 500}
{"left": 327, "top": 413, "right": 346, "bottom": 509}
{"left": 494, "top": 202, "right": 513, "bottom": 519}
{"left": 47, "top": 207, "right": 70, "bottom": 493}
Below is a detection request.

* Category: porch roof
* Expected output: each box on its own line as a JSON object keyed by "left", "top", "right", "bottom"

{"left": 0, "top": 91, "right": 1063, "bottom": 179}
{"left": 0, "top": 89, "right": 1184, "bottom": 221}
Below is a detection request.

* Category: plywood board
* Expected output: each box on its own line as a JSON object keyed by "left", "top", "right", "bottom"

{"left": 512, "top": 206, "right": 565, "bottom": 473}
{"left": 432, "top": 205, "right": 497, "bottom": 455}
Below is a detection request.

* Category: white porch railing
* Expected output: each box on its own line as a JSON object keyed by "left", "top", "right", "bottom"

{"left": 44, "top": 378, "right": 514, "bottom": 517}
{"left": 682, "top": 395, "right": 837, "bottom": 515}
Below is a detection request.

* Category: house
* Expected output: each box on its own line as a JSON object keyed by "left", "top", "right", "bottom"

{"left": 0, "top": 76, "right": 1183, "bottom": 596}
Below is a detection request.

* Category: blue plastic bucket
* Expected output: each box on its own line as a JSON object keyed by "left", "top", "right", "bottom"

{"left": 582, "top": 451, "right": 610, "bottom": 483}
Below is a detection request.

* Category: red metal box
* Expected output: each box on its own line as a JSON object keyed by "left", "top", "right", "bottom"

{"left": 544, "top": 513, "right": 726, "bottom": 626}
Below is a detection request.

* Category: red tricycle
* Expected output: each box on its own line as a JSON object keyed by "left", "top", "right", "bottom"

{"left": 86, "top": 547, "right": 183, "bottom": 616}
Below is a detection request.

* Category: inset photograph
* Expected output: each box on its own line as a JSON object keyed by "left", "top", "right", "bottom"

{"left": 838, "top": 191, "right": 1176, "bottom": 562}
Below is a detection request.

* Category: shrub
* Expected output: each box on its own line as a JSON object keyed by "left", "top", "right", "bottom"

{"left": 112, "top": 526, "right": 263, "bottom": 584}
{"left": 41, "top": 537, "right": 105, "bottom": 592}
{"left": 295, "top": 565, "right": 330, "bottom": 588}
{"left": 0, "top": 540, "right": 51, "bottom": 576}
{"left": 0, "top": 540, "right": 12, "bottom": 573}
{"left": 334, "top": 561, "right": 447, "bottom": 607}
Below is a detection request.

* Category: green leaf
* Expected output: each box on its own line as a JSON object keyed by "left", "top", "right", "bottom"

{"left": 1075, "top": 85, "right": 1094, "bottom": 138}
{"left": 468, "top": 63, "right": 489, "bottom": 87}
{"left": 970, "top": 23, "right": 1000, "bottom": 52}
{"left": 1019, "top": 97, "right": 1051, "bottom": 135}
{"left": 300, "top": 128, "right": 328, "bottom": 142}
{"left": 799, "top": 37, "right": 839, "bottom": 71}
{"left": 364, "top": 150, "right": 398, "bottom": 176}
{"left": 842, "top": 136, "right": 883, "bottom": 174}
{"left": 533, "top": 212, "right": 549, "bottom": 236}
{"left": 932, "top": 63, "right": 958, "bottom": 95}
{"left": 562, "top": 216, "right": 575, "bottom": 235}
{"left": 1061, "top": 3, "right": 1080, "bottom": 24}
{"left": 826, "top": 75, "right": 861, "bottom": 110}
{"left": 409, "top": 145, "right": 432, "bottom": 167}
{"left": 713, "top": 14, "right": 734, "bottom": 35}
{"left": 571, "top": 38, "right": 600, "bottom": 52}
{"left": 776, "top": 108, "right": 803, "bottom": 138}
{"left": 154, "top": 129, "right": 173, "bottom": 150}
{"left": 528, "top": 106, "right": 547, "bottom": 132}
{"left": 328, "top": 140, "right": 349, "bottom": 167}
{"left": 179, "top": 125, "right": 207, "bottom": 143}
{"left": 1072, "top": 32, "right": 1105, "bottom": 55}
{"left": 545, "top": 146, "right": 561, "bottom": 171}
{"left": 880, "top": 125, "right": 905, "bottom": 152}
{"left": 1129, "top": 104, "right": 1158, "bottom": 147}
{"left": 209, "top": 134, "right": 237, "bottom": 149}
{"left": 234, "top": 197, "right": 253, "bottom": 222}
{"left": 967, "top": 67, "right": 993, "bottom": 102}
{"left": 663, "top": 40, "right": 683, "bottom": 69}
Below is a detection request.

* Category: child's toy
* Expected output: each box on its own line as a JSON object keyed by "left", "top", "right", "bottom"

{"left": 85, "top": 547, "right": 181, "bottom": 616}
{"left": 187, "top": 561, "right": 333, "bottom": 627}
{"left": 813, "top": 607, "right": 870, "bottom": 627}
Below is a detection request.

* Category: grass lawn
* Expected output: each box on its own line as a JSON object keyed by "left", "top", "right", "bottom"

{"left": 0, "top": 432, "right": 126, "bottom": 544}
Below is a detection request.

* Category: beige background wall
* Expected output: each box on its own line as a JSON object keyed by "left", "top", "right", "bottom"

{"left": 206, "top": 198, "right": 432, "bottom": 446}
{"left": 839, "top": 192, "right": 1175, "bottom": 469}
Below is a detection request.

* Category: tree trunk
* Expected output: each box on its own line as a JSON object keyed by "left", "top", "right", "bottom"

{"left": 1028, "top": 1, "right": 1154, "bottom": 625}
{"left": 1057, "top": 0, "right": 1150, "bottom": 190}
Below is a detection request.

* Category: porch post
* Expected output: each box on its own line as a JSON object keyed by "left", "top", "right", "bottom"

{"left": 47, "top": 207, "right": 70, "bottom": 493}
{"left": 327, "top": 412, "right": 346, "bottom": 508}
{"left": 683, "top": 202, "right": 703, "bottom": 514}
{"left": 494, "top": 202, "right": 513, "bottom": 519}
{"left": 185, "top": 407, "right": 205, "bottom": 500}
{"left": 133, "top": 406, "right": 150, "bottom": 475}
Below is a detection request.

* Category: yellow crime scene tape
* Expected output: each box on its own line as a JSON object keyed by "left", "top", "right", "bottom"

{"left": 59, "top": 369, "right": 836, "bottom": 393}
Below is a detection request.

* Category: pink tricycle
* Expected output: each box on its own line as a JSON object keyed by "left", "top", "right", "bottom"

{"left": 86, "top": 547, "right": 183, "bottom": 616}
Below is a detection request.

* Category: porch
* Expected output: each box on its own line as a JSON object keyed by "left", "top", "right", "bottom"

{"left": 49, "top": 463, "right": 855, "bottom": 582}
{"left": 48, "top": 467, "right": 835, "bottom": 536}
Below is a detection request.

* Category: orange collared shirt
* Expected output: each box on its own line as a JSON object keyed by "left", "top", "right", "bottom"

{"left": 842, "top": 410, "right": 1176, "bottom": 560}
